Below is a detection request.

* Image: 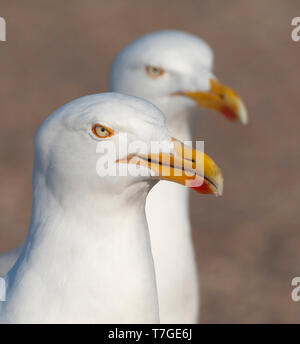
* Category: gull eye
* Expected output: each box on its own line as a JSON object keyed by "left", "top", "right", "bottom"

{"left": 92, "top": 124, "right": 114, "bottom": 139}
{"left": 146, "top": 65, "right": 165, "bottom": 79}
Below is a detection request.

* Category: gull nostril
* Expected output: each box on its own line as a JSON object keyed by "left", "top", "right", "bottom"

{"left": 147, "top": 157, "right": 163, "bottom": 166}
{"left": 219, "top": 93, "right": 225, "bottom": 100}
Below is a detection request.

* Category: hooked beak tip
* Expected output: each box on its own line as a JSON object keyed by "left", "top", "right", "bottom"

{"left": 236, "top": 98, "right": 248, "bottom": 125}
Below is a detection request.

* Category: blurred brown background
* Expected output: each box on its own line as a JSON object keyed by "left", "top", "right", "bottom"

{"left": 0, "top": 0, "right": 300, "bottom": 323}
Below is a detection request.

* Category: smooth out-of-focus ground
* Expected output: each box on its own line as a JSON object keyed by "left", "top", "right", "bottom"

{"left": 0, "top": 0, "right": 299, "bottom": 323}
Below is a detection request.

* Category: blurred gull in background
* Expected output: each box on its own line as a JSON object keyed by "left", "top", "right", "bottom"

{"left": 110, "top": 30, "right": 247, "bottom": 323}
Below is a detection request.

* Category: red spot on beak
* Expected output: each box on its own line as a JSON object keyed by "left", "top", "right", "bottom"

{"left": 220, "top": 106, "right": 236, "bottom": 121}
{"left": 191, "top": 182, "right": 213, "bottom": 194}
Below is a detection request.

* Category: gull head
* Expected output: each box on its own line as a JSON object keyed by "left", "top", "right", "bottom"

{"left": 33, "top": 93, "right": 223, "bottom": 205}
{"left": 109, "top": 30, "right": 247, "bottom": 124}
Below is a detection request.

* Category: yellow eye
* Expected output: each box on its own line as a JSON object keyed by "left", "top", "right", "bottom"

{"left": 146, "top": 65, "right": 165, "bottom": 79}
{"left": 92, "top": 124, "right": 114, "bottom": 138}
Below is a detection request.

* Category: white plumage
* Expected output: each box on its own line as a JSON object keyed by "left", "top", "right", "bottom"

{"left": 0, "top": 92, "right": 223, "bottom": 323}
{"left": 0, "top": 93, "right": 166, "bottom": 323}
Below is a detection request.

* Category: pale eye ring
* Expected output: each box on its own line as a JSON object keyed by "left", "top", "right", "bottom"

{"left": 92, "top": 124, "right": 114, "bottom": 138}
{"left": 145, "top": 65, "right": 165, "bottom": 78}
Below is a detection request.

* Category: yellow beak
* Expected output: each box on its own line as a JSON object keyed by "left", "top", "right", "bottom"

{"left": 118, "top": 138, "right": 223, "bottom": 196}
{"left": 176, "top": 79, "right": 248, "bottom": 125}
